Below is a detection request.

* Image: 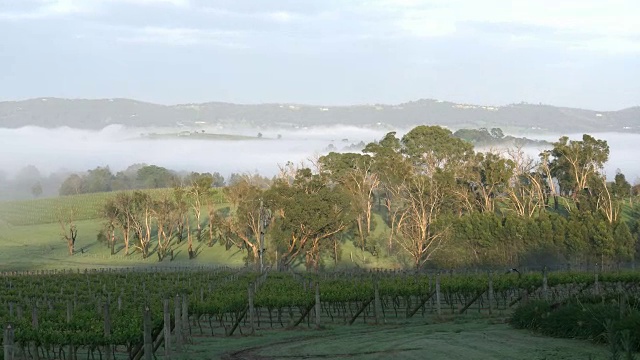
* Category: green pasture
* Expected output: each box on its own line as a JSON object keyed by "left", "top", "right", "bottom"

{"left": 1, "top": 189, "right": 638, "bottom": 272}
{"left": 0, "top": 190, "right": 398, "bottom": 271}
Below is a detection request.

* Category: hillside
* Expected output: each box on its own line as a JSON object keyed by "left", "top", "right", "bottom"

{"left": 1, "top": 98, "right": 639, "bottom": 133}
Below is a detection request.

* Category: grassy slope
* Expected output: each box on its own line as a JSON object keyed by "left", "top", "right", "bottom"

{"left": 0, "top": 190, "right": 395, "bottom": 271}
{"left": 1, "top": 191, "right": 637, "bottom": 272}
{"left": 0, "top": 189, "right": 242, "bottom": 271}
{"left": 172, "top": 318, "right": 611, "bottom": 360}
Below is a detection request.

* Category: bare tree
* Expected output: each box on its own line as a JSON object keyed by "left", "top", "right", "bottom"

{"left": 57, "top": 207, "right": 78, "bottom": 256}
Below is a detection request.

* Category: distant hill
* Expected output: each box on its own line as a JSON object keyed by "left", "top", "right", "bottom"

{"left": 1, "top": 97, "right": 639, "bottom": 133}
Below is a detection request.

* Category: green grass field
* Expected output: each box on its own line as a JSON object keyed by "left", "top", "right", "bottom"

{"left": 172, "top": 317, "right": 612, "bottom": 360}
{"left": 0, "top": 189, "right": 229, "bottom": 270}
{"left": 1, "top": 189, "right": 638, "bottom": 272}
{"left": 0, "top": 190, "right": 397, "bottom": 271}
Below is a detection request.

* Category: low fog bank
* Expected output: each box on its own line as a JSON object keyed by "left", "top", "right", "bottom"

{"left": 0, "top": 125, "right": 394, "bottom": 199}
{"left": 0, "top": 124, "right": 393, "bottom": 177}
{"left": 1, "top": 125, "right": 639, "bottom": 200}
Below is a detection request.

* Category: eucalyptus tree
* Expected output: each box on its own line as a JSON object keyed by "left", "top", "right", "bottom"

{"left": 153, "top": 196, "right": 177, "bottom": 261}
{"left": 394, "top": 171, "right": 453, "bottom": 269}
{"left": 108, "top": 192, "right": 133, "bottom": 255}
{"left": 472, "top": 151, "right": 515, "bottom": 213}
{"left": 363, "top": 131, "right": 412, "bottom": 254}
{"left": 610, "top": 171, "right": 632, "bottom": 205}
{"left": 223, "top": 176, "right": 265, "bottom": 264}
{"left": 266, "top": 169, "right": 354, "bottom": 271}
{"left": 504, "top": 147, "right": 547, "bottom": 217}
{"left": 57, "top": 206, "right": 78, "bottom": 255}
{"left": 129, "top": 191, "right": 153, "bottom": 258}
{"left": 393, "top": 126, "right": 476, "bottom": 268}
{"left": 172, "top": 185, "right": 189, "bottom": 244}
{"left": 545, "top": 134, "right": 609, "bottom": 199}
{"left": 102, "top": 200, "right": 119, "bottom": 255}
{"left": 319, "top": 152, "right": 379, "bottom": 254}
{"left": 187, "top": 172, "right": 214, "bottom": 242}
{"left": 401, "top": 125, "right": 475, "bottom": 177}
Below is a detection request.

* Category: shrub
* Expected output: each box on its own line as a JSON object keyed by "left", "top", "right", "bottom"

{"left": 511, "top": 299, "right": 640, "bottom": 354}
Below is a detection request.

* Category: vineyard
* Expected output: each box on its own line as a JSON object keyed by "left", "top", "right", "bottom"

{"left": 1, "top": 267, "right": 639, "bottom": 359}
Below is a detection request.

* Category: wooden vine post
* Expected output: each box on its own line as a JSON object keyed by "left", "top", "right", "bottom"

{"left": 163, "top": 299, "right": 171, "bottom": 359}
{"left": 143, "top": 306, "right": 153, "bottom": 360}
{"left": 488, "top": 272, "right": 494, "bottom": 314}
{"left": 104, "top": 301, "right": 113, "bottom": 360}
{"left": 373, "top": 279, "right": 381, "bottom": 324}
{"left": 174, "top": 295, "right": 183, "bottom": 352}
{"left": 248, "top": 283, "right": 256, "bottom": 334}
{"left": 31, "top": 302, "right": 40, "bottom": 360}
{"left": 315, "top": 283, "right": 321, "bottom": 329}
{"left": 66, "top": 300, "right": 74, "bottom": 359}
{"left": 435, "top": 274, "right": 442, "bottom": 315}
{"left": 542, "top": 268, "right": 549, "bottom": 302}
{"left": 3, "top": 324, "right": 14, "bottom": 360}
{"left": 181, "top": 294, "right": 190, "bottom": 343}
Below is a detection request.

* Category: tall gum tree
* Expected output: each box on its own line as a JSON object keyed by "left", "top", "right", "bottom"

{"left": 223, "top": 177, "right": 264, "bottom": 264}
{"left": 187, "top": 173, "right": 214, "bottom": 242}
{"left": 401, "top": 125, "right": 475, "bottom": 177}
{"left": 110, "top": 192, "right": 134, "bottom": 255}
{"left": 129, "top": 191, "right": 152, "bottom": 258}
{"left": 363, "top": 132, "right": 412, "bottom": 254}
{"left": 472, "top": 151, "right": 515, "bottom": 213}
{"left": 391, "top": 126, "right": 474, "bottom": 268}
{"left": 102, "top": 201, "right": 119, "bottom": 255}
{"left": 547, "top": 134, "right": 609, "bottom": 199}
{"left": 395, "top": 171, "right": 451, "bottom": 269}
{"left": 153, "top": 196, "right": 177, "bottom": 261}
{"left": 319, "top": 152, "right": 379, "bottom": 254}
{"left": 266, "top": 169, "right": 353, "bottom": 271}
{"left": 505, "top": 147, "right": 546, "bottom": 217}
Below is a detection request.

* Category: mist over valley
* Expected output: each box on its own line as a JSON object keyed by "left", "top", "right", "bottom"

{"left": 0, "top": 124, "right": 398, "bottom": 199}
{"left": 2, "top": 122, "right": 640, "bottom": 200}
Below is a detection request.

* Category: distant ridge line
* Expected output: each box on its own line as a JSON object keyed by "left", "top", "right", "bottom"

{"left": 1, "top": 97, "right": 639, "bottom": 133}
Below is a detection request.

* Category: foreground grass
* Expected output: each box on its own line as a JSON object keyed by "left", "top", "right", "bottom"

{"left": 166, "top": 318, "right": 611, "bottom": 360}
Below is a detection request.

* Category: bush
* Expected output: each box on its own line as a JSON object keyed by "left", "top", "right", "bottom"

{"left": 511, "top": 299, "right": 640, "bottom": 353}
{"left": 510, "top": 300, "right": 550, "bottom": 330}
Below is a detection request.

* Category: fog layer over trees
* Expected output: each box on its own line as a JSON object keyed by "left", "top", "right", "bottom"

{"left": 2, "top": 125, "right": 640, "bottom": 201}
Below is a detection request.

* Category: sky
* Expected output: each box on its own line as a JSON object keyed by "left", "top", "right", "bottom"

{"left": 0, "top": 0, "right": 639, "bottom": 110}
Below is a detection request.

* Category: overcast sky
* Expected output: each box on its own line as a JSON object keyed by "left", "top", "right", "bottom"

{"left": 1, "top": 0, "right": 639, "bottom": 110}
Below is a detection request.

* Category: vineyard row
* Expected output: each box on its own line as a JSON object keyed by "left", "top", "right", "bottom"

{"left": 1, "top": 268, "right": 639, "bottom": 359}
